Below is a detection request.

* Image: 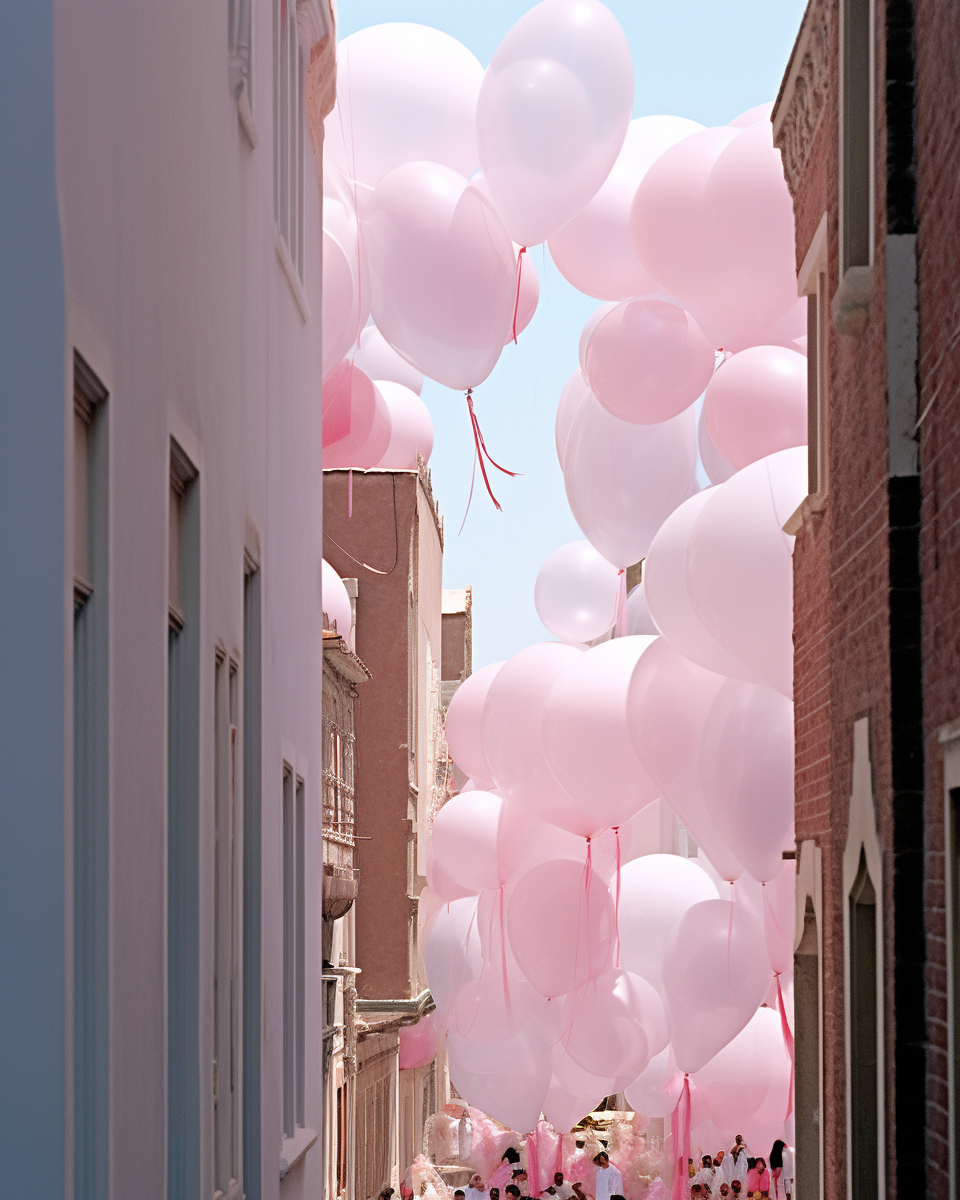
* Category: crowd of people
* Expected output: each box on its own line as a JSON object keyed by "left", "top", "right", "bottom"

{"left": 687, "top": 1138, "right": 794, "bottom": 1200}
{"left": 455, "top": 1150, "right": 626, "bottom": 1200}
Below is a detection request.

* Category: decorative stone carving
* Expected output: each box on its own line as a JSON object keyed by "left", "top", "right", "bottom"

{"left": 772, "top": 0, "right": 832, "bottom": 195}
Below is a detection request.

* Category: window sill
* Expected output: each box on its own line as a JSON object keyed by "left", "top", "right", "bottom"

{"left": 831, "top": 265, "right": 873, "bottom": 337}
{"left": 214, "top": 1179, "right": 243, "bottom": 1200}
{"left": 237, "top": 81, "right": 258, "bottom": 149}
{"left": 783, "top": 491, "right": 827, "bottom": 536}
{"left": 274, "top": 225, "right": 311, "bottom": 324}
{"left": 279, "top": 1126, "right": 317, "bottom": 1179}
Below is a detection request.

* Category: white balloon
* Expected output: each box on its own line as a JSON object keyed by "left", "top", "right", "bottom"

{"left": 374, "top": 380, "right": 434, "bottom": 468}
{"left": 354, "top": 324, "right": 424, "bottom": 394}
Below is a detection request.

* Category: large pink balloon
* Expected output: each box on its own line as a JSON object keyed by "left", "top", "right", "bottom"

{"left": 323, "top": 367, "right": 392, "bottom": 469}
{"left": 322, "top": 359, "right": 373, "bottom": 449}
{"left": 445, "top": 662, "right": 504, "bottom": 786}
{"left": 363, "top": 162, "right": 515, "bottom": 389}
{"left": 579, "top": 302, "right": 619, "bottom": 374}
{"left": 584, "top": 298, "right": 716, "bottom": 424}
{"left": 448, "top": 1041, "right": 551, "bottom": 1134}
{"left": 563, "top": 391, "right": 698, "bottom": 567}
{"left": 685, "top": 446, "right": 807, "bottom": 697}
{"left": 562, "top": 968, "right": 667, "bottom": 1079}
{"left": 321, "top": 559, "right": 352, "bottom": 638}
{"left": 423, "top": 896, "right": 482, "bottom": 1018}
{"left": 542, "top": 1082, "right": 604, "bottom": 1133}
{"left": 476, "top": 0, "right": 634, "bottom": 246}
{"left": 542, "top": 637, "right": 660, "bottom": 831}
{"left": 324, "top": 24, "right": 484, "bottom": 188}
{"left": 548, "top": 115, "right": 704, "bottom": 300}
{"left": 661, "top": 899, "right": 772, "bottom": 1073}
{"left": 425, "top": 842, "right": 478, "bottom": 904}
{"left": 627, "top": 582, "right": 658, "bottom": 636}
{"left": 322, "top": 228, "right": 360, "bottom": 378}
{"left": 399, "top": 1013, "right": 439, "bottom": 1069}
{"left": 729, "top": 102, "right": 775, "bottom": 128}
{"left": 431, "top": 791, "right": 507, "bottom": 893}
{"left": 691, "top": 1008, "right": 774, "bottom": 1129}
{"left": 374, "top": 379, "right": 434, "bottom": 468}
{"left": 507, "top": 858, "right": 614, "bottom": 997}
{"left": 704, "top": 346, "right": 807, "bottom": 470}
{"left": 479, "top": 642, "right": 598, "bottom": 838}
{"left": 508, "top": 248, "right": 540, "bottom": 342}
{"left": 698, "top": 405, "right": 736, "bottom": 485}
{"left": 453, "top": 962, "right": 527, "bottom": 1044}
{"left": 700, "top": 678, "right": 796, "bottom": 882}
{"left": 618, "top": 854, "right": 719, "bottom": 992}
{"left": 534, "top": 540, "right": 620, "bottom": 643}
{"left": 626, "top": 638, "right": 743, "bottom": 881}
{"left": 354, "top": 324, "right": 424, "bottom": 395}
{"left": 624, "top": 1046, "right": 685, "bottom": 1119}
{"left": 555, "top": 369, "right": 591, "bottom": 471}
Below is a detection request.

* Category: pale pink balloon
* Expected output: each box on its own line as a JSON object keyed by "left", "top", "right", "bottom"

{"left": 563, "top": 391, "right": 698, "bottom": 568}
{"left": 746, "top": 1006, "right": 793, "bottom": 1127}
{"left": 542, "top": 637, "right": 660, "bottom": 830}
{"left": 624, "top": 1046, "right": 684, "bottom": 1119}
{"left": 627, "top": 582, "right": 659, "bottom": 636}
{"left": 444, "top": 661, "right": 504, "bottom": 786}
{"left": 691, "top": 1008, "right": 773, "bottom": 1129}
{"left": 363, "top": 162, "right": 516, "bottom": 389}
{"left": 488, "top": 799, "right": 586, "bottom": 885}
{"left": 551, "top": 1043, "right": 636, "bottom": 1098}
{"left": 618, "top": 854, "right": 719, "bottom": 992}
{"left": 626, "top": 637, "right": 743, "bottom": 881}
{"left": 446, "top": 1021, "right": 534, "bottom": 1075}
{"left": 642, "top": 488, "right": 752, "bottom": 679}
{"left": 563, "top": 968, "right": 667, "bottom": 1079}
{"left": 762, "top": 861, "right": 797, "bottom": 976}
{"left": 425, "top": 843, "right": 477, "bottom": 904}
{"left": 728, "top": 101, "right": 775, "bottom": 128}
{"left": 322, "top": 228, "right": 360, "bottom": 378}
{"left": 534, "top": 540, "right": 620, "bottom": 643}
{"left": 630, "top": 126, "right": 740, "bottom": 315}
{"left": 399, "top": 1013, "right": 438, "bottom": 1069}
{"left": 323, "top": 24, "right": 484, "bottom": 189}
{"left": 374, "top": 379, "right": 434, "bottom": 468}
{"left": 479, "top": 641, "right": 598, "bottom": 839}
{"left": 725, "top": 295, "right": 808, "bottom": 355}
{"left": 700, "top": 678, "right": 796, "bottom": 882}
{"left": 704, "top": 346, "right": 807, "bottom": 470}
{"left": 548, "top": 115, "right": 704, "bottom": 300}
{"left": 354, "top": 324, "right": 424, "bottom": 394}
{"left": 579, "top": 302, "right": 619, "bottom": 375}
{"left": 661, "top": 898, "right": 772, "bottom": 1073}
{"left": 453, "top": 962, "right": 527, "bottom": 1044}
{"left": 585, "top": 298, "right": 716, "bottom": 424}
{"left": 323, "top": 371, "right": 392, "bottom": 469}
{"left": 476, "top": 0, "right": 634, "bottom": 246}
{"left": 423, "top": 896, "right": 482, "bottom": 1017}
{"left": 507, "top": 858, "right": 614, "bottom": 998}
{"left": 685, "top": 446, "right": 807, "bottom": 697}
{"left": 698, "top": 405, "right": 736, "bottom": 485}
{"left": 322, "top": 359, "right": 373, "bottom": 450}
{"left": 321, "top": 559, "right": 352, "bottom": 638}
{"left": 448, "top": 1042, "right": 551, "bottom": 1134}
{"left": 555, "top": 369, "right": 591, "bottom": 470}
{"left": 507, "top": 247, "right": 540, "bottom": 343}
{"left": 431, "top": 790, "right": 508, "bottom": 893}
{"left": 542, "top": 1082, "right": 604, "bottom": 1133}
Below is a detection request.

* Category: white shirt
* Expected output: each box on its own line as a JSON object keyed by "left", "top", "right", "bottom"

{"left": 552, "top": 1186, "right": 576, "bottom": 1200}
{"left": 465, "top": 1189, "right": 485, "bottom": 1200}
{"left": 594, "top": 1164, "right": 623, "bottom": 1200}
{"left": 693, "top": 1167, "right": 718, "bottom": 1192}
{"left": 724, "top": 1151, "right": 749, "bottom": 1183}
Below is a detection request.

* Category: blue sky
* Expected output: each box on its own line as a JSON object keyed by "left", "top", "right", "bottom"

{"left": 336, "top": 0, "right": 807, "bottom": 668}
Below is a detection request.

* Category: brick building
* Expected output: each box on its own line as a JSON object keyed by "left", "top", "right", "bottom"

{"left": 773, "top": 0, "right": 960, "bottom": 1194}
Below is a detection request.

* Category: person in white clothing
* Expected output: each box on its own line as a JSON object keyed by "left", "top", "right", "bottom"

{"left": 725, "top": 1143, "right": 748, "bottom": 1184}
{"left": 592, "top": 1153, "right": 623, "bottom": 1200}
{"left": 548, "top": 1174, "right": 576, "bottom": 1200}
{"left": 693, "top": 1156, "right": 719, "bottom": 1194}
{"left": 465, "top": 1174, "right": 486, "bottom": 1200}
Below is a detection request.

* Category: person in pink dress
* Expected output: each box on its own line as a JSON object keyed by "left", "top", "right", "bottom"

{"left": 745, "top": 1158, "right": 770, "bottom": 1198}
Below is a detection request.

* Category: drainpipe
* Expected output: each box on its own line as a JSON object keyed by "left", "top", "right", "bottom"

{"left": 354, "top": 988, "right": 436, "bottom": 1027}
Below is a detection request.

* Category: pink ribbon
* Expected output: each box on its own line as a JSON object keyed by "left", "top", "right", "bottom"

{"left": 511, "top": 247, "right": 527, "bottom": 344}
{"left": 670, "top": 1075, "right": 692, "bottom": 1200}
{"left": 459, "top": 388, "right": 520, "bottom": 525}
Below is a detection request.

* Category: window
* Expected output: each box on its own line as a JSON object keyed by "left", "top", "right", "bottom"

{"left": 849, "top": 850, "right": 879, "bottom": 1200}
{"left": 214, "top": 654, "right": 242, "bottom": 1198}
{"left": 168, "top": 439, "right": 201, "bottom": 1200}
{"left": 228, "top": 0, "right": 252, "bottom": 101}
{"left": 282, "top": 767, "right": 306, "bottom": 1137}
{"left": 242, "top": 564, "right": 262, "bottom": 1200}
{"left": 72, "top": 352, "right": 108, "bottom": 1200}
{"left": 274, "top": 0, "right": 304, "bottom": 282}
{"left": 798, "top": 214, "right": 828, "bottom": 504}
{"left": 840, "top": 0, "right": 873, "bottom": 275}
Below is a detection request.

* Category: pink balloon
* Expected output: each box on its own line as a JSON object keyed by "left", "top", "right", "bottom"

{"left": 354, "top": 324, "right": 425, "bottom": 394}
{"left": 453, "top": 963, "right": 526, "bottom": 1044}
{"left": 551, "top": 1044, "right": 635, "bottom": 1098}
{"left": 624, "top": 1046, "right": 684, "bottom": 1119}
{"left": 661, "top": 899, "right": 772, "bottom": 1073}
{"left": 627, "top": 582, "right": 659, "bottom": 636}
{"left": 322, "top": 359, "right": 374, "bottom": 450}
{"left": 323, "top": 24, "right": 484, "bottom": 189}
{"left": 698, "top": 405, "right": 736, "bottom": 485}
{"left": 425, "top": 843, "right": 477, "bottom": 904}
{"left": 579, "top": 302, "right": 619, "bottom": 375}
{"left": 508, "top": 247, "right": 540, "bottom": 342}
{"left": 363, "top": 162, "right": 515, "bottom": 389}
{"left": 746, "top": 1006, "right": 793, "bottom": 1128}
{"left": 728, "top": 101, "right": 775, "bottom": 128}
{"left": 762, "top": 861, "right": 797, "bottom": 977}
{"left": 704, "top": 345, "right": 807, "bottom": 470}
{"left": 479, "top": 642, "right": 597, "bottom": 838}
{"left": 685, "top": 447, "right": 807, "bottom": 697}
{"left": 423, "top": 896, "right": 482, "bottom": 1018}
{"left": 476, "top": 0, "right": 634, "bottom": 246}
{"left": 322, "top": 228, "right": 360, "bottom": 378}
{"left": 548, "top": 115, "right": 704, "bottom": 300}
{"left": 691, "top": 1008, "right": 774, "bottom": 1129}
{"left": 507, "top": 858, "right": 614, "bottom": 997}
{"left": 585, "top": 298, "right": 715, "bottom": 425}
{"left": 534, "top": 540, "right": 620, "bottom": 643}
{"left": 374, "top": 379, "right": 434, "bottom": 468}
{"left": 555, "top": 369, "right": 591, "bottom": 471}
{"left": 617, "top": 854, "right": 719, "bottom": 992}
{"left": 562, "top": 968, "right": 666, "bottom": 1079}
{"left": 542, "top": 1082, "right": 604, "bottom": 1133}
{"left": 431, "top": 791, "right": 508, "bottom": 893}
{"left": 542, "top": 637, "right": 660, "bottom": 830}
{"left": 323, "top": 370, "right": 392, "bottom": 469}
{"left": 700, "top": 678, "right": 796, "bottom": 882}
{"left": 399, "top": 1013, "right": 439, "bottom": 1069}
{"left": 563, "top": 391, "right": 698, "bottom": 567}
{"left": 448, "top": 1042, "right": 551, "bottom": 1134}
{"left": 726, "top": 295, "right": 808, "bottom": 355}
{"left": 626, "top": 638, "right": 743, "bottom": 881}
{"left": 494, "top": 796, "right": 587, "bottom": 882}
{"left": 321, "top": 559, "right": 352, "bottom": 638}
{"left": 445, "top": 661, "right": 504, "bottom": 786}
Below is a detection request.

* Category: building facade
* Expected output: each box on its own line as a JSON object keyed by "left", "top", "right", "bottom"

{"left": 774, "top": 0, "right": 960, "bottom": 1195}
{"left": 0, "top": 2, "right": 338, "bottom": 1197}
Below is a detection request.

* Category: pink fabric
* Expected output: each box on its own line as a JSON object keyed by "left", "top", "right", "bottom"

{"left": 488, "top": 1163, "right": 513, "bottom": 1191}
{"left": 775, "top": 974, "right": 795, "bottom": 1119}
{"left": 526, "top": 1133, "right": 541, "bottom": 1195}
{"left": 746, "top": 1168, "right": 770, "bottom": 1193}
{"left": 670, "top": 1076, "right": 692, "bottom": 1200}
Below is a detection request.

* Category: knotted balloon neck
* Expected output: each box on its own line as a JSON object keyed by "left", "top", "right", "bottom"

{"left": 511, "top": 246, "right": 527, "bottom": 344}
{"left": 459, "top": 388, "right": 520, "bottom": 531}
{"left": 774, "top": 970, "right": 795, "bottom": 1118}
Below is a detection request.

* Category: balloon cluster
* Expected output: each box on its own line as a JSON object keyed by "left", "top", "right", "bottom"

{"left": 326, "top": 0, "right": 807, "bottom": 1169}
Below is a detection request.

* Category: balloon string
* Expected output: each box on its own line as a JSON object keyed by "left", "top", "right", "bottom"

{"left": 348, "top": 468, "right": 353, "bottom": 518}
{"left": 461, "top": 388, "right": 520, "bottom": 520}
{"left": 458, "top": 443, "right": 479, "bottom": 537}
{"left": 775, "top": 971, "right": 796, "bottom": 1119}
{"left": 499, "top": 884, "right": 511, "bottom": 1014}
{"left": 670, "top": 1075, "right": 692, "bottom": 1200}
{"left": 511, "top": 246, "right": 527, "bottom": 344}
{"left": 613, "top": 826, "right": 622, "bottom": 969}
